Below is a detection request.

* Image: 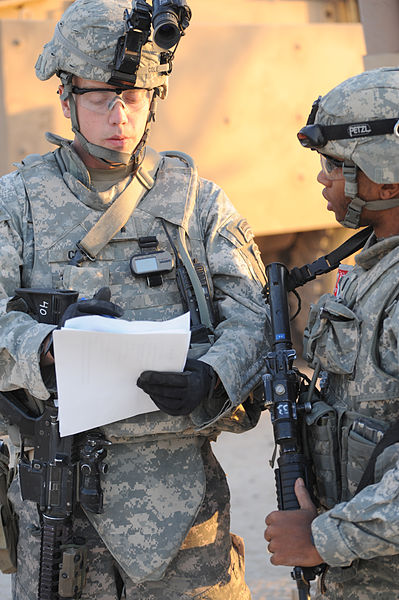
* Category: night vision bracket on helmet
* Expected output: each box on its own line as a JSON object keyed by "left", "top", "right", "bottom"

{"left": 109, "top": 0, "right": 191, "bottom": 88}
{"left": 36, "top": 0, "right": 192, "bottom": 167}
{"left": 109, "top": 1, "right": 152, "bottom": 87}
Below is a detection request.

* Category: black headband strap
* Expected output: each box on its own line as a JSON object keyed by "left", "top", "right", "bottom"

{"left": 318, "top": 118, "right": 399, "bottom": 142}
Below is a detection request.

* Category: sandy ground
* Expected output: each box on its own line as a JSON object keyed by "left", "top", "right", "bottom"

{"left": 0, "top": 412, "right": 306, "bottom": 600}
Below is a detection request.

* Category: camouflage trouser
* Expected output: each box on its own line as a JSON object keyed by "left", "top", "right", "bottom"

{"left": 9, "top": 440, "right": 251, "bottom": 599}
{"left": 314, "top": 556, "right": 399, "bottom": 600}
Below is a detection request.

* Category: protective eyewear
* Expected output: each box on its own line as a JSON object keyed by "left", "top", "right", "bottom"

{"left": 319, "top": 154, "right": 345, "bottom": 180}
{"left": 72, "top": 86, "right": 150, "bottom": 114}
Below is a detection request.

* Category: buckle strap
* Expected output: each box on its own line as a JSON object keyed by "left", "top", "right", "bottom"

{"left": 286, "top": 226, "right": 373, "bottom": 291}
{"left": 69, "top": 148, "right": 162, "bottom": 266}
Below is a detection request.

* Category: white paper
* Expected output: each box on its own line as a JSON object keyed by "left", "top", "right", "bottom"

{"left": 53, "top": 313, "right": 191, "bottom": 437}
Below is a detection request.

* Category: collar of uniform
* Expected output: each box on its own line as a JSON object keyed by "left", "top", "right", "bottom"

{"left": 46, "top": 131, "right": 135, "bottom": 211}
{"left": 356, "top": 234, "right": 399, "bottom": 270}
{"left": 62, "top": 171, "right": 133, "bottom": 211}
{"left": 88, "top": 165, "right": 133, "bottom": 189}
{"left": 46, "top": 132, "right": 91, "bottom": 187}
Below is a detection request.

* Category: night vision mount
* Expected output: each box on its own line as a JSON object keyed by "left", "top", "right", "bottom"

{"left": 109, "top": 0, "right": 191, "bottom": 87}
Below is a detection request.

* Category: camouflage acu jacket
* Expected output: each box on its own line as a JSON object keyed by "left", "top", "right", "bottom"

{"left": 304, "top": 234, "right": 399, "bottom": 595}
{"left": 0, "top": 138, "right": 270, "bottom": 581}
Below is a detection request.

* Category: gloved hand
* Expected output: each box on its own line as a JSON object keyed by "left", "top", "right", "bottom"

{"left": 137, "top": 358, "right": 216, "bottom": 416}
{"left": 58, "top": 287, "right": 124, "bottom": 327}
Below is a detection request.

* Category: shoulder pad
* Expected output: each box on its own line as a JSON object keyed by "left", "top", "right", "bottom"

{"left": 14, "top": 153, "right": 44, "bottom": 171}
{"left": 160, "top": 150, "right": 195, "bottom": 170}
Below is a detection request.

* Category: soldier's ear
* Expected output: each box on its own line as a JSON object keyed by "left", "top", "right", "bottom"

{"left": 380, "top": 183, "right": 399, "bottom": 200}
{"left": 58, "top": 85, "right": 71, "bottom": 119}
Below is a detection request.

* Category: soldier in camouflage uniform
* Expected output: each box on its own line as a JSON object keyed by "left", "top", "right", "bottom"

{"left": 264, "top": 67, "right": 399, "bottom": 599}
{"left": 0, "top": 1, "right": 271, "bottom": 598}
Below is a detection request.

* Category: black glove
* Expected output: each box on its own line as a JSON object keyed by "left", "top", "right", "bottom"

{"left": 58, "top": 287, "right": 124, "bottom": 327}
{"left": 137, "top": 358, "right": 216, "bottom": 416}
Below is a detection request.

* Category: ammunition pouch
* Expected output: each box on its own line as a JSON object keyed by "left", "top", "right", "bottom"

{"left": 305, "top": 401, "right": 392, "bottom": 509}
{"left": 0, "top": 442, "right": 17, "bottom": 574}
{"left": 303, "top": 295, "right": 360, "bottom": 375}
{"left": 305, "top": 400, "right": 340, "bottom": 510}
{"left": 340, "top": 412, "right": 388, "bottom": 501}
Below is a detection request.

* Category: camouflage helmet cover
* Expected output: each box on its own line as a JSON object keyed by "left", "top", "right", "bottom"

{"left": 35, "top": 0, "right": 169, "bottom": 92}
{"left": 314, "top": 67, "right": 399, "bottom": 184}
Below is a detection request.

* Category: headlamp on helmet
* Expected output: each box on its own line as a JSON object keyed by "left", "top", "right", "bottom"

{"left": 297, "top": 95, "right": 399, "bottom": 150}
{"left": 297, "top": 70, "right": 399, "bottom": 229}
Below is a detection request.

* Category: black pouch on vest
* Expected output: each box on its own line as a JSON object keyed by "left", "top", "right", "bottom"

{"left": 305, "top": 400, "right": 340, "bottom": 509}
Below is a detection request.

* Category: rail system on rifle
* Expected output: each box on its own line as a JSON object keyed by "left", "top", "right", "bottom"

{"left": 262, "top": 262, "right": 323, "bottom": 600}
{"left": 262, "top": 228, "right": 373, "bottom": 599}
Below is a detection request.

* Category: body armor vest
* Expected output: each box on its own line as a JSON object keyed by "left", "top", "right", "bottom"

{"left": 18, "top": 148, "right": 215, "bottom": 442}
{"left": 15, "top": 146, "right": 258, "bottom": 581}
{"left": 304, "top": 241, "right": 399, "bottom": 508}
{"left": 16, "top": 148, "right": 215, "bottom": 581}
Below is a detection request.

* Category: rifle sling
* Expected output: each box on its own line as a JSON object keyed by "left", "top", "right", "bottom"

{"left": 287, "top": 226, "right": 373, "bottom": 291}
{"left": 72, "top": 148, "right": 161, "bottom": 263}
{"left": 176, "top": 227, "right": 213, "bottom": 331}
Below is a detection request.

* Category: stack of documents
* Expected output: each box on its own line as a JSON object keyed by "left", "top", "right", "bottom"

{"left": 53, "top": 313, "right": 190, "bottom": 436}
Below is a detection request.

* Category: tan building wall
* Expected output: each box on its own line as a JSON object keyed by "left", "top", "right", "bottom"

{"left": 0, "top": 0, "right": 72, "bottom": 20}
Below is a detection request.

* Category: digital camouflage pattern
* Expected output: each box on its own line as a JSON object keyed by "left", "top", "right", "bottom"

{"left": 313, "top": 67, "right": 399, "bottom": 184}
{"left": 304, "top": 234, "right": 399, "bottom": 599}
{"left": 0, "top": 136, "right": 270, "bottom": 597}
{"left": 35, "top": 0, "right": 169, "bottom": 93}
{"left": 9, "top": 441, "right": 251, "bottom": 599}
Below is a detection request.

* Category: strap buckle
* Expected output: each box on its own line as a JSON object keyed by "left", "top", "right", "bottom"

{"left": 68, "top": 243, "right": 96, "bottom": 266}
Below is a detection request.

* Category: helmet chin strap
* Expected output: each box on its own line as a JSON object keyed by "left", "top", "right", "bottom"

{"left": 60, "top": 73, "right": 159, "bottom": 167}
{"left": 340, "top": 164, "right": 365, "bottom": 229}
{"left": 341, "top": 163, "right": 399, "bottom": 228}
{"left": 73, "top": 124, "right": 133, "bottom": 165}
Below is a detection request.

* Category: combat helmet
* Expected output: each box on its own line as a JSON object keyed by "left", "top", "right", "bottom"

{"left": 297, "top": 67, "right": 399, "bottom": 228}
{"left": 35, "top": 0, "right": 191, "bottom": 166}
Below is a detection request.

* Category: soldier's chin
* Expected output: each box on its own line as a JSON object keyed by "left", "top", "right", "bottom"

{"left": 105, "top": 138, "right": 132, "bottom": 151}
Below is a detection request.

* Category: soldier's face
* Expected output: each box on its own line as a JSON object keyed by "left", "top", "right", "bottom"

{"left": 60, "top": 77, "right": 152, "bottom": 166}
{"left": 317, "top": 161, "right": 348, "bottom": 223}
{"left": 317, "top": 159, "right": 396, "bottom": 227}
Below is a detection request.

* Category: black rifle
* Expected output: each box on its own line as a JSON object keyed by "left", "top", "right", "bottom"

{"left": 262, "top": 263, "right": 323, "bottom": 600}
{"left": 0, "top": 288, "right": 110, "bottom": 600}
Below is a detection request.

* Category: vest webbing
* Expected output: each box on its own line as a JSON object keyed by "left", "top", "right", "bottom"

{"left": 72, "top": 147, "right": 161, "bottom": 263}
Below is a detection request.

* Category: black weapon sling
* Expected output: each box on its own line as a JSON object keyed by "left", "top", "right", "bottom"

{"left": 286, "top": 225, "right": 373, "bottom": 291}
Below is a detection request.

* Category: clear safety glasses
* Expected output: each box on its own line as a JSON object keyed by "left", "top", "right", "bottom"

{"left": 319, "top": 153, "right": 345, "bottom": 180}
{"left": 72, "top": 86, "right": 151, "bottom": 114}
